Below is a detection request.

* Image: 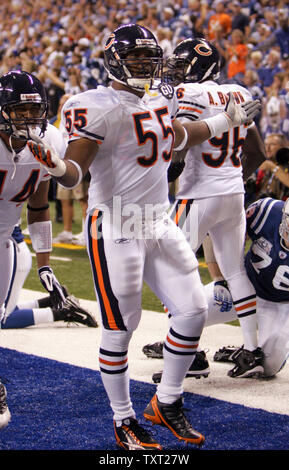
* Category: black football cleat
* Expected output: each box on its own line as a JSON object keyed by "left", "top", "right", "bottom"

{"left": 114, "top": 417, "right": 163, "bottom": 450}
{"left": 213, "top": 345, "right": 239, "bottom": 363}
{"left": 152, "top": 350, "right": 210, "bottom": 383}
{"left": 142, "top": 341, "right": 164, "bottom": 359}
{"left": 228, "top": 347, "right": 264, "bottom": 378}
{"left": 53, "top": 295, "right": 98, "bottom": 327}
{"left": 144, "top": 394, "right": 205, "bottom": 446}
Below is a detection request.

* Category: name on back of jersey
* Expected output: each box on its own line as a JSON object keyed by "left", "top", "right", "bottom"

{"left": 206, "top": 90, "right": 246, "bottom": 107}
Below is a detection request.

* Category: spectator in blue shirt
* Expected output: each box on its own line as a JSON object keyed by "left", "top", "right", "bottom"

{"left": 275, "top": 9, "right": 289, "bottom": 60}
{"left": 258, "top": 49, "right": 282, "bottom": 89}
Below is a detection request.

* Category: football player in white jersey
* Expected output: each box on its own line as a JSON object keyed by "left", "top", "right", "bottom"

{"left": 27, "top": 24, "right": 260, "bottom": 450}
{"left": 0, "top": 70, "right": 70, "bottom": 430}
{"left": 164, "top": 38, "right": 266, "bottom": 376}
{"left": 1, "top": 224, "right": 98, "bottom": 330}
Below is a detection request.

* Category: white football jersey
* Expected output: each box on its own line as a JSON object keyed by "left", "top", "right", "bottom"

{"left": 61, "top": 86, "right": 178, "bottom": 218}
{"left": 0, "top": 124, "right": 66, "bottom": 240}
{"left": 175, "top": 80, "right": 253, "bottom": 199}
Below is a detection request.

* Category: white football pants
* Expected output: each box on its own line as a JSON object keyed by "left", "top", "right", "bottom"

{"left": 204, "top": 282, "right": 289, "bottom": 377}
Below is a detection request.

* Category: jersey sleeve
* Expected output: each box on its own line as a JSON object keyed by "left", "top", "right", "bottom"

{"left": 175, "top": 84, "right": 205, "bottom": 123}
{"left": 61, "top": 92, "right": 107, "bottom": 147}
{"left": 246, "top": 197, "right": 283, "bottom": 240}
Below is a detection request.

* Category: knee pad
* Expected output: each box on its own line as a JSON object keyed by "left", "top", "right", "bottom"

{"left": 100, "top": 328, "right": 133, "bottom": 352}
{"left": 262, "top": 332, "right": 289, "bottom": 377}
{"left": 169, "top": 308, "right": 207, "bottom": 338}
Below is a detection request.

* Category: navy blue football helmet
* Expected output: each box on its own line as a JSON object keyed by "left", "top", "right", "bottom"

{"left": 164, "top": 38, "right": 220, "bottom": 86}
{"left": 0, "top": 70, "right": 48, "bottom": 139}
{"left": 104, "top": 24, "right": 163, "bottom": 91}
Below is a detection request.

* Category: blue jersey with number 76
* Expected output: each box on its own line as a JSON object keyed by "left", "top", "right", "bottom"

{"left": 245, "top": 197, "right": 289, "bottom": 302}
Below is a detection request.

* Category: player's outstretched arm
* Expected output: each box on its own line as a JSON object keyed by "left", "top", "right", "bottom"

{"left": 242, "top": 125, "right": 266, "bottom": 181}
{"left": 173, "top": 92, "right": 261, "bottom": 149}
{"left": 27, "top": 180, "right": 65, "bottom": 309}
{"left": 28, "top": 132, "right": 98, "bottom": 189}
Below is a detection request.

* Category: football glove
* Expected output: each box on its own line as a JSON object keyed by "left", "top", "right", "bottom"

{"left": 167, "top": 160, "right": 185, "bottom": 182}
{"left": 27, "top": 132, "right": 66, "bottom": 177}
{"left": 38, "top": 266, "right": 67, "bottom": 310}
{"left": 224, "top": 91, "right": 261, "bottom": 128}
{"left": 214, "top": 280, "right": 233, "bottom": 312}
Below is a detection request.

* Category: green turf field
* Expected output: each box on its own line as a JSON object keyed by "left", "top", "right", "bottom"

{"left": 22, "top": 200, "right": 232, "bottom": 317}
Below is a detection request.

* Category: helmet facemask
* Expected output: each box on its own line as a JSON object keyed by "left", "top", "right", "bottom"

{"left": 104, "top": 25, "right": 163, "bottom": 92}
{"left": 0, "top": 71, "right": 49, "bottom": 141}
{"left": 106, "top": 47, "right": 163, "bottom": 91}
{"left": 163, "top": 38, "right": 220, "bottom": 86}
{"left": 1, "top": 100, "right": 48, "bottom": 140}
{"left": 122, "top": 52, "right": 162, "bottom": 91}
{"left": 164, "top": 55, "right": 220, "bottom": 85}
{"left": 163, "top": 57, "right": 191, "bottom": 86}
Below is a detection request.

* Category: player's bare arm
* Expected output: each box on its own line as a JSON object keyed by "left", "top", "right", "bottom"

{"left": 173, "top": 118, "right": 211, "bottom": 149}
{"left": 27, "top": 178, "right": 67, "bottom": 307}
{"left": 60, "top": 137, "right": 98, "bottom": 187}
{"left": 28, "top": 135, "right": 98, "bottom": 189}
{"left": 27, "top": 180, "right": 50, "bottom": 222}
{"left": 242, "top": 125, "right": 266, "bottom": 181}
{"left": 172, "top": 92, "right": 261, "bottom": 151}
{"left": 27, "top": 180, "right": 51, "bottom": 268}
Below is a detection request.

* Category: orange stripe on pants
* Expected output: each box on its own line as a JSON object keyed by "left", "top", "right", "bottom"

{"left": 174, "top": 199, "right": 188, "bottom": 225}
{"left": 91, "top": 210, "right": 119, "bottom": 330}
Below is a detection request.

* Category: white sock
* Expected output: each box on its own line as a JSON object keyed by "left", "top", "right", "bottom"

{"left": 17, "top": 299, "right": 39, "bottom": 309}
{"left": 32, "top": 307, "right": 54, "bottom": 324}
{"left": 99, "top": 329, "right": 135, "bottom": 421}
{"left": 237, "top": 314, "right": 258, "bottom": 351}
{"left": 157, "top": 310, "right": 206, "bottom": 404}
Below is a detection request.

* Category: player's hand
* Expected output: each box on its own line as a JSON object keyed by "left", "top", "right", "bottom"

{"left": 27, "top": 132, "right": 66, "bottom": 177}
{"left": 167, "top": 160, "right": 185, "bottom": 182}
{"left": 38, "top": 266, "right": 66, "bottom": 309}
{"left": 214, "top": 280, "right": 233, "bottom": 312}
{"left": 224, "top": 91, "right": 261, "bottom": 128}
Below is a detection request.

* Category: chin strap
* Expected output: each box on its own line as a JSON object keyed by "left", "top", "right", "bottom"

{"left": 9, "top": 134, "right": 17, "bottom": 180}
{"left": 145, "top": 83, "right": 158, "bottom": 97}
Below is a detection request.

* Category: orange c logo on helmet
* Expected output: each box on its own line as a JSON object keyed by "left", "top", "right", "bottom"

{"left": 194, "top": 43, "right": 212, "bottom": 56}
{"left": 105, "top": 33, "right": 115, "bottom": 50}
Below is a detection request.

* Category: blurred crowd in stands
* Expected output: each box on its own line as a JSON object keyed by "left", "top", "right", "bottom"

{"left": 1, "top": 0, "right": 289, "bottom": 206}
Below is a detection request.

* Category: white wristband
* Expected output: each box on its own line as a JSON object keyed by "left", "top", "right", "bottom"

{"left": 47, "top": 158, "right": 66, "bottom": 178}
{"left": 174, "top": 127, "right": 188, "bottom": 151}
{"left": 58, "top": 159, "right": 83, "bottom": 189}
{"left": 203, "top": 113, "right": 230, "bottom": 137}
{"left": 28, "top": 131, "right": 66, "bottom": 178}
{"left": 28, "top": 221, "right": 52, "bottom": 253}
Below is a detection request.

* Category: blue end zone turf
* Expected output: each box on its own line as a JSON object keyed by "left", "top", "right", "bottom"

{"left": 0, "top": 346, "right": 288, "bottom": 451}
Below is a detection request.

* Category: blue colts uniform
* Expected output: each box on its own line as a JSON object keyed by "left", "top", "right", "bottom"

{"left": 245, "top": 197, "right": 289, "bottom": 302}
